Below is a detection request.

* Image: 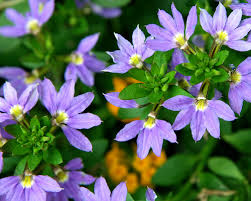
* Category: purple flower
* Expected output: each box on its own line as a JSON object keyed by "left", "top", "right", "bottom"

{"left": 39, "top": 78, "right": 102, "bottom": 152}
{"left": 163, "top": 94, "right": 236, "bottom": 141}
{"left": 146, "top": 4, "right": 197, "bottom": 51}
{"left": 104, "top": 25, "right": 154, "bottom": 74}
{"left": 65, "top": 33, "right": 105, "bottom": 87}
{"left": 79, "top": 177, "right": 127, "bottom": 201}
{"left": 228, "top": 57, "right": 251, "bottom": 114}
{"left": 230, "top": 0, "right": 251, "bottom": 16}
{"left": 75, "top": 0, "right": 121, "bottom": 19}
{"left": 146, "top": 187, "right": 157, "bottom": 201}
{"left": 0, "top": 0, "right": 54, "bottom": 37}
{"left": 200, "top": 2, "right": 251, "bottom": 51}
{"left": 47, "top": 158, "right": 95, "bottom": 201}
{"left": 0, "top": 67, "right": 40, "bottom": 96}
{"left": 103, "top": 92, "right": 138, "bottom": 108}
{"left": 0, "top": 172, "right": 61, "bottom": 201}
{"left": 0, "top": 82, "right": 39, "bottom": 123}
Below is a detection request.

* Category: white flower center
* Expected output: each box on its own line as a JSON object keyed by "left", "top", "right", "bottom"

{"left": 21, "top": 175, "right": 34, "bottom": 188}
{"left": 55, "top": 169, "right": 69, "bottom": 183}
{"left": 195, "top": 96, "right": 208, "bottom": 111}
{"left": 174, "top": 33, "right": 188, "bottom": 49}
{"left": 26, "top": 19, "right": 40, "bottom": 35}
{"left": 230, "top": 70, "right": 242, "bottom": 84}
{"left": 144, "top": 113, "right": 156, "bottom": 129}
{"left": 216, "top": 31, "right": 229, "bottom": 44}
{"left": 129, "top": 54, "right": 143, "bottom": 69}
{"left": 10, "top": 104, "right": 24, "bottom": 121}
{"left": 54, "top": 111, "right": 69, "bottom": 126}
{"left": 71, "top": 53, "right": 84, "bottom": 65}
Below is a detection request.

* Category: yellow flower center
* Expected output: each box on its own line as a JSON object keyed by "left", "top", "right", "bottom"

{"left": 195, "top": 97, "right": 208, "bottom": 111}
{"left": 26, "top": 19, "right": 40, "bottom": 35}
{"left": 129, "top": 54, "right": 143, "bottom": 68}
{"left": 21, "top": 175, "right": 34, "bottom": 188}
{"left": 54, "top": 111, "right": 68, "bottom": 125}
{"left": 174, "top": 33, "right": 187, "bottom": 49}
{"left": 0, "top": 138, "right": 7, "bottom": 148}
{"left": 71, "top": 53, "right": 84, "bottom": 65}
{"left": 144, "top": 114, "right": 156, "bottom": 129}
{"left": 39, "top": 3, "right": 44, "bottom": 14}
{"left": 216, "top": 31, "right": 228, "bottom": 44}
{"left": 230, "top": 71, "right": 242, "bottom": 84}
{"left": 10, "top": 104, "right": 24, "bottom": 121}
{"left": 57, "top": 170, "right": 69, "bottom": 183}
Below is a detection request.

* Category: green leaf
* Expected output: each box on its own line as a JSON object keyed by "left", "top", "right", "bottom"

{"left": 153, "top": 51, "right": 173, "bottom": 67}
{"left": 164, "top": 85, "right": 193, "bottom": 100}
{"left": 212, "top": 68, "right": 229, "bottom": 83}
{"left": 14, "top": 156, "right": 28, "bottom": 176}
{"left": 92, "top": 0, "right": 130, "bottom": 8}
{"left": 2, "top": 156, "right": 21, "bottom": 173}
{"left": 127, "top": 68, "right": 147, "bottom": 82}
{"left": 13, "top": 144, "right": 31, "bottom": 156}
{"left": 30, "top": 116, "right": 40, "bottom": 130}
{"left": 190, "top": 74, "right": 205, "bottom": 85}
{"left": 199, "top": 172, "right": 229, "bottom": 190}
{"left": 126, "top": 193, "right": 135, "bottom": 201}
{"left": 208, "top": 157, "right": 245, "bottom": 181}
{"left": 5, "top": 124, "right": 22, "bottom": 137}
{"left": 20, "top": 54, "right": 45, "bottom": 69}
{"left": 40, "top": 116, "right": 51, "bottom": 128}
{"left": 151, "top": 63, "right": 161, "bottom": 77}
{"left": 214, "top": 50, "right": 229, "bottom": 66}
{"left": 175, "top": 64, "right": 195, "bottom": 76}
{"left": 118, "top": 105, "right": 152, "bottom": 120}
{"left": 148, "top": 91, "right": 163, "bottom": 103}
{"left": 152, "top": 154, "right": 196, "bottom": 186}
{"left": 223, "top": 130, "right": 251, "bottom": 154}
{"left": 119, "top": 83, "right": 151, "bottom": 100}
{"left": 161, "top": 71, "right": 176, "bottom": 84}
{"left": 43, "top": 147, "right": 63, "bottom": 165}
{"left": 27, "top": 153, "right": 42, "bottom": 171}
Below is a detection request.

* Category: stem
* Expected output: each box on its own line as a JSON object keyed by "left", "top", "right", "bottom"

{"left": 49, "top": 126, "right": 58, "bottom": 133}
{"left": 142, "top": 64, "right": 151, "bottom": 73}
{"left": 187, "top": 44, "right": 196, "bottom": 55}
{"left": 199, "top": 79, "right": 210, "bottom": 98}
{"left": 0, "top": 0, "right": 24, "bottom": 10}
{"left": 23, "top": 118, "right": 30, "bottom": 128}
{"left": 209, "top": 40, "right": 216, "bottom": 58}
{"left": 219, "top": 65, "right": 231, "bottom": 73}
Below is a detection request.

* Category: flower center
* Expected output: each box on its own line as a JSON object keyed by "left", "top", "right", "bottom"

{"left": 195, "top": 97, "right": 208, "bottom": 111}
{"left": 26, "top": 19, "right": 40, "bottom": 35}
{"left": 144, "top": 113, "right": 156, "bottom": 129}
{"left": 39, "top": 2, "right": 44, "bottom": 14}
{"left": 174, "top": 33, "right": 187, "bottom": 49}
{"left": 129, "top": 54, "right": 143, "bottom": 68}
{"left": 54, "top": 111, "right": 68, "bottom": 125}
{"left": 21, "top": 175, "right": 34, "bottom": 188}
{"left": 230, "top": 71, "right": 242, "bottom": 84}
{"left": 57, "top": 170, "right": 69, "bottom": 183}
{"left": 71, "top": 53, "right": 84, "bottom": 65}
{"left": 216, "top": 31, "right": 228, "bottom": 44}
{"left": 10, "top": 104, "right": 24, "bottom": 121}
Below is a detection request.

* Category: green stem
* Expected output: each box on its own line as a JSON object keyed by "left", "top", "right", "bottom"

{"left": 199, "top": 79, "right": 210, "bottom": 98}
{"left": 49, "top": 126, "right": 58, "bottom": 133}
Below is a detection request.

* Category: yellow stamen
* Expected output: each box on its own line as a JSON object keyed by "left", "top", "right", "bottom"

{"left": 21, "top": 175, "right": 34, "bottom": 188}
{"left": 216, "top": 31, "right": 228, "bottom": 44}
{"left": 129, "top": 54, "right": 143, "bottom": 68}
{"left": 0, "top": 138, "right": 7, "bottom": 148}
{"left": 26, "top": 19, "right": 40, "bottom": 35}
{"left": 144, "top": 113, "right": 156, "bottom": 129}
{"left": 174, "top": 33, "right": 187, "bottom": 49}
{"left": 10, "top": 104, "right": 24, "bottom": 121}
{"left": 195, "top": 96, "right": 208, "bottom": 111}
{"left": 54, "top": 111, "right": 68, "bottom": 125}
{"left": 230, "top": 71, "right": 242, "bottom": 84}
{"left": 57, "top": 170, "right": 69, "bottom": 183}
{"left": 71, "top": 53, "right": 84, "bottom": 65}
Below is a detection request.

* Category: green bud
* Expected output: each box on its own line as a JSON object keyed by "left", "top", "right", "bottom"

{"left": 205, "top": 68, "right": 210, "bottom": 73}
{"left": 161, "top": 76, "right": 169, "bottom": 83}
{"left": 212, "top": 69, "right": 221, "bottom": 76}
{"left": 183, "top": 63, "right": 196, "bottom": 70}
{"left": 159, "top": 64, "right": 167, "bottom": 77}
{"left": 145, "top": 71, "right": 154, "bottom": 82}
{"left": 154, "top": 87, "right": 159, "bottom": 93}
{"left": 161, "top": 84, "right": 169, "bottom": 92}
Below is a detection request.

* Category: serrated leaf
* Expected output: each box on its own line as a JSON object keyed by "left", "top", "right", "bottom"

{"left": 43, "top": 147, "right": 63, "bottom": 165}
{"left": 119, "top": 83, "right": 151, "bottom": 100}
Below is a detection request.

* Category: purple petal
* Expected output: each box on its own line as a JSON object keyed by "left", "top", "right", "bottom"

{"left": 39, "top": 0, "right": 55, "bottom": 24}
{"left": 115, "top": 120, "right": 143, "bottom": 142}
{"left": 171, "top": 48, "right": 188, "bottom": 68}
{"left": 35, "top": 175, "right": 62, "bottom": 192}
{"left": 8, "top": 182, "right": 23, "bottom": 201}
{"left": 171, "top": 3, "right": 184, "bottom": 34}
{"left": 66, "top": 92, "right": 94, "bottom": 116}
{"left": 104, "top": 92, "right": 138, "bottom": 108}
{"left": 137, "top": 128, "right": 151, "bottom": 159}
{"left": 5, "top": 8, "right": 26, "bottom": 25}
{"left": 64, "top": 158, "right": 83, "bottom": 171}
{"left": 82, "top": 174, "right": 96, "bottom": 185}
{"left": 0, "top": 114, "right": 12, "bottom": 123}
{"left": 78, "top": 33, "right": 100, "bottom": 53}
{"left": 190, "top": 111, "right": 206, "bottom": 141}
{"left": 103, "top": 63, "right": 132, "bottom": 74}
{"left": 29, "top": 183, "right": 46, "bottom": 201}
{"left": 67, "top": 113, "right": 102, "bottom": 129}
{"left": 204, "top": 109, "right": 220, "bottom": 139}
{"left": 0, "top": 97, "right": 11, "bottom": 112}
{"left": 146, "top": 24, "right": 172, "bottom": 40}
{"left": 57, "top": 80, "right": 75, "bottom": 111}
{"left": 200, "top": 9, "right": 214, "bottom": 35}
{"left": 237, "top": 57, "right": 251, "bottom": 75}
{"left": 213, "top": 2, "right": 227, "bottom": 32}
{"left": 94, "top": 177, "right": 111, "bottom": 201}
{"left": 226, "top": 40, "right": 251, "bottom": 51}
{"left": 146, "top": 187, "right": 157, "bottom": 201}
{"left": 241, "top": 17, "right": 251, "bottom": 27}
{"left": 228, "top": 24, "right": 251, "bottom": 41}
{"left": 0, "top": 176, "right": 19, "bottom": 195}
{"left": 0, "top": 67, "right": 26, "bottom": 80}
{"left": 230, "top": 3, "right": 251, "bottom": 16}
{"left": 0, "top": 152, "right": 3, "bottom": 173}
{"left": 111, "top": 182, "right": 127, "bottom": 201}
{"left": 114, "top": 33, "right": 134, "bottom": 56}
{"left": 150, "top": 128, "right": 163, "bottom": 157}
{"left": 162, "top": 95, "right": 193, "bottom": 111}
{"left": 19, "top": 84, "right": 39, "bottom": 113}
{"left": 29, "top": 0, "right": 39, "bottom": 18}
{"left": 76, "top": 64, "right": 94, "bottom": 86}
{"left": 90, "top": 4, "right": 121, "bottom": 18}
{"left": 84, "top": 54, "right": 105, "bottom": 72}
{"left": 65, "top": 64, "right": 78, "bottom": 82}
{"left": 157, "top": 10, "right": 177, "bottom": 35}
{"left": 142, "top": 41, "right": 155, "bottom": 60}
{"left": 0, "top": 26, "right": 26, "bottom": 37}
{"left": 62, "top": 126, "right": 92, "bottom": 152}
{"left": 106, "top": 50, "right": 129, "bottom": 64}
{"left": 156, "top": 120, "right": 177, "bottom": 143}
{"left": 146, "top": 39, "right": 176, "bottom": 51}
{"left": 225, "top": 9, "right": 242, "bottom": 32}
{"left": 132, "top": 25, "right": 146, "bottom": 55}
{"left": 3, "top": 82, "right": 18, "bottom": 106}
{"left": 186, "top": 6, "right": 197, "bottom": 40}
{"left": 80, "top": 187, "right": 97, "bottom": 201}
{"left": 39, "top": 78, "right": 57, "bottom": 115}
{"left": 172, "top": 106, "right": 195, "bottom": 130}
{"left": 228, "top": 85, "right": 243, "bottom": 115}
{"left": 208, "top": 100, "right": 236, "bottom": 121}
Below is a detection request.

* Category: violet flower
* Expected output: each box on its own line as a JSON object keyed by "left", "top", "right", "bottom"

{"left": 79, "top": 177, "right": 127, "bottom": 201}
{"left": 0, "top": 172, "right": 61, "bottom": 201}
{"left": 39, "top": 78, "right": 102, "bottom": 152}
{"left": 0, "top": 67, "right": 40, "bottom": 96}
{"left": 163, "top": 94, "right": 236, "bottom": 141}
{"left": 104, "top": 25, "right": 154, "bottom": 74}
{"left": 65, "top": 33, "right": 105, "bottom": 87}
{"left": 146, "top": 187, "right": 157, "bottom": 201}
{"left": 103, "top": 92, "right": 138, "bottom": 108}
{"left": 0, "top": 0, "right": 54, "bottom": 37}
{"left": 0, "top": 82, "right": 39, "bottom": 123}
{"left": 228, "top": 57, "right": 251, "bottom": 114}
{"left": 75, "top": 0, "right": 121, "bottom": 19}
{"left": 230, "top": 0, "right": 251, "bottom": 16}
{"left": 146, "top": 4, "right": 197, "bottom": 51}
{"left": 47, "top": 158, "right": 95, "bottom": 201}
{"left": 200, "top": 2, "right": 251, "bottom": 51}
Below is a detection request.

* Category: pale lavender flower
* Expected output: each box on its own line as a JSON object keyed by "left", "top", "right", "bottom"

{"left": 79, "top": 177, "right": 127, "bottom": 201}
{"left": 0, "top": 0, "right": 54, "bottom": 37}
{"left": 47, "top": 158, "right": 95, "bottom": 201}
{"left": 146, "top": 187, "right": 157, "bottom": 201}
{"left": 192, "top": 35, "right": 206, "bottom": 48}
{"left": 163, "top": 94, "right": 236, "bottom": 141}
{"left": 65, "top": 33, "right": 105, "bottom": 87}
{"left": 104, "top": 25, "right": 154, "bottom": 74}
{"left": 146, "top": 4, "right": 197, "bottom": 51}
{"left": 75, "top": 0, "right": 121, "bottom": 18}
{"left": 0, "top": 172, "right": 61, "bottom": 201}
{"left": 0, "top": 67, "right": 40, "bottom": 96}
{"left": 39, "top": 78, "right": 102, "bottom": 152}
{"left": 228, "top": 57, "right": 251, "bottom": 114}
{"left": 230, "top": 0, "right": 251, "bottom": 16}
{"left": 0, "top": 82, "right": 39, "bottom": 123}
{"left": 103, "top": 92, "right": 138, "bottom": 108}
{"left": 200, "top": 2, "right": 251, "bottom": 51}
